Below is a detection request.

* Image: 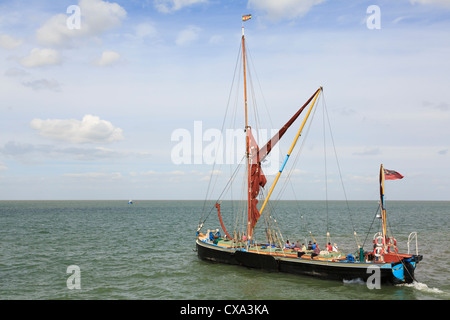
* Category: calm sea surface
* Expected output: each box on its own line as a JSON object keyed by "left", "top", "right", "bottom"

{"left": 0, "top": 200, "right": 448, "bottom": 300}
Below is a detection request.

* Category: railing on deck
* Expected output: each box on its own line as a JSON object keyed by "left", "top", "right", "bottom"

{"left": 407, "top": 232, "right": 418, "bottom": 255}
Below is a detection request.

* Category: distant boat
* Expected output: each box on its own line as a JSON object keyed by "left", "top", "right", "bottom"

{"left": 128, "top": 200, "right": 133, "bottom": 204}
{"left": 195, "top": 16, "right": 422, "bottom": 285}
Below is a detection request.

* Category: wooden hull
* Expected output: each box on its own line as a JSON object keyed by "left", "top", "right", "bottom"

{"left": 196, "top": 239, "right": 421, "bottom": 285}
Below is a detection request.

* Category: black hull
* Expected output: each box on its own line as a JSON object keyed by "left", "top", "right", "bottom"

{"left": 196, "top": 240, "right": 416, "bottom": 284}
{"left": 277, "top": 256, "right": 394, "bottom": 284}
{"left": 196, "top": 239, "right": 239, "bottom": 265}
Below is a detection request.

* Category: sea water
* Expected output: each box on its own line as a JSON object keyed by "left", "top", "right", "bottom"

{"left": 0, "top": 200, "right": 448, "bottom": 300}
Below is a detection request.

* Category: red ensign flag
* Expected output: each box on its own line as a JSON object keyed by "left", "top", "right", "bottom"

{"left": 384, "top": 169, "right": 404, "bottom": 180}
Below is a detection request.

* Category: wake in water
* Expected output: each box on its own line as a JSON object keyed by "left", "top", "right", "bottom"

{"left": 398, "top": 281, "right": 443, "bottom": 293}
{"left": 342, "top": 278, "right": 365, "bottom": 285}
{"left": 343, "top": 278, "right": 446, "bottom": 296}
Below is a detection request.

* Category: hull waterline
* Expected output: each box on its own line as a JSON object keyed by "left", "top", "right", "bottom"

{"left": 196, "top": 239, "right": 421, "bottom": 285}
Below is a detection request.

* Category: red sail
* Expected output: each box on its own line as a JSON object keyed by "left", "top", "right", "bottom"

{"left": 215, "top": 203, "right": 233, "bottom": 240}
{"left": 247, "top": 128, "right": 267, "bottom": 230}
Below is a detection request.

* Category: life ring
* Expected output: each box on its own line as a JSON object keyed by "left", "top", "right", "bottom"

{"left": 390, "top": 238, "right": 398, "bottom": 253}
{"left": 375, "top": 235, "right": 384, "bottom": 246}
{"left": 374, "top": 246, "right": 384, "bottom": 257}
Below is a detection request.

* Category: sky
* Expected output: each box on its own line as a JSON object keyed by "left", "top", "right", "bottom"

{"left": 0, "top": 0, "right": 449, "bottom": 200}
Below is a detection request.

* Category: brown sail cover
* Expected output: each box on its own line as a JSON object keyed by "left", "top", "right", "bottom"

{"left": 247, "top": 128, "right": 267, "bottom": 230}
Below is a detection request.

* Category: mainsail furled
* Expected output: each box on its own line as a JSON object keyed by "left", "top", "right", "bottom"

{"left": 247, "top": 128, "right": 267, "bottom": 231}
{"left": 220, "top": 19, "right": 322, "bottom": 240}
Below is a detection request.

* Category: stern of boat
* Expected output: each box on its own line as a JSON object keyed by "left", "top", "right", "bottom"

{"left": 390, "top": 254, "right": 423, "bottom": 284}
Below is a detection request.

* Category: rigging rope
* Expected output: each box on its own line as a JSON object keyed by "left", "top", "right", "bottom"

{"left": 362, "top": 204, "right": 381, "bottom": 248}
{"left": 322, "top": 95, "right": 329, "bottom": 239}
{"left": 321, "top": 93, "right": 359, "bottom": 250}
{"left": 199, "top": 41, "right": 359, "bottom": 254}
{"left": 199, "top": 42, "right": 243, "bottom": 228}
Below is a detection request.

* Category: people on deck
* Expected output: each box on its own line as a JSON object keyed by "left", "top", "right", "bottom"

{"left": 302, "top": 243, "right": 307, "bottom": 251}
{"left": 311, "top": 245, "right": 320, "bottom": 259}
{"left": 326, "top": 242, "right": 332, "bottom": 251}
{"left": 332, "top": 243, "right": 339, "bottom": 252}
{"left": 285, "top": 240, "right": 291, "bottom": 249}
{"left": 307, "top": 241, "right": 313, "bottom": 250}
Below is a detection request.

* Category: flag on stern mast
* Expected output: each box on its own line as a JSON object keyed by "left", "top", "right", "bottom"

{"left": 383, "top": 169, "right": 404, "bottom": 180}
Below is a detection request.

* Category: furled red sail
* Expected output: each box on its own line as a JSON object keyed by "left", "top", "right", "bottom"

{"left": 247, "top": 128, "right": 267, "bottom": 230}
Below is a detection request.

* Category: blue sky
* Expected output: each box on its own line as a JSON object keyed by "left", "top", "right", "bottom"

{"left": 0, "top": 0, "right": 449, "bottom": 200}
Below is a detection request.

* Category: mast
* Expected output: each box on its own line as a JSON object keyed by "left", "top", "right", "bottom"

{"left": 242, "top": 19, "right": 252, "bottom": 240}
{"left": 380, "top": 164, "right": 388, "bottom": 251}
{"left": 379, "top": 164, "right": 404, "bottom": 254}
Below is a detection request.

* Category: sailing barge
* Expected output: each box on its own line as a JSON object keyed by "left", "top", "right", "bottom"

{"left": 195, "top": 16, "right": 422, "bottom": 285}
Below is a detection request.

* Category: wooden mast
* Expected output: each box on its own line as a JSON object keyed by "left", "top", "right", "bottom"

{"left": 242, "top": 23, "right": 252, "bottom": 241}
{"left": 380, "top": 164, "right": 388, "bottom": 252}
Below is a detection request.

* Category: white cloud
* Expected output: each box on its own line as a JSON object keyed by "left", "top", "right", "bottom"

{"left": 123, "top": 22, "right": 159, "bottom": 45}
{"left": 36, "top": 14, "right": 73, "bottom": 47}
{"left": 20, "top": 48, "right": 61, "bottom": 68}
{"left": 410, "top": 0, "right": 450, "bottom": 8}
{"left": 154, "top": 0, "right": 208, "bottom": 13}
{"left": 30, "top": 115, "right": 124, "bottom": 144}
{"left": 392, "top": 16, "right": 408, "bottom": 24}
{"left": 176, "top": 25, "right": 201, "bottom": 46}
{"left": 135, "top": 22, "right": 158, "bottom": 39}
{"left": 0, "top": 34, "right": 23, "bottom": 49}
{"left": 0, "top": 141, "right": 128, "bottom": 162}
{"left": 248, "top": 0, "right": 325, "bottom": 21}
{"left": 4, "top": 67, "right": 29, "bottom": 77}
{"left": 352, "top": 148, "right": 382, "bottom": 157}
{"left": 95, "top": 50, "right": 121, "bottom": 66}
{"left": 208, "top": 34, "right": 224, "bottom": 45}
{"left": 79, "top": 0, "right": 126, "bottom": 33}
{"left": 36, "top": 0, "right": 126, "bottom": 47}
{"left": 422, "top": 100, "right": 450, "bottom": 111}
{"left": 63, "top": 172, "right": 123, "bottom": 180}
{"left": 22, "top": 79, "right": 62, "bottom": 92}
